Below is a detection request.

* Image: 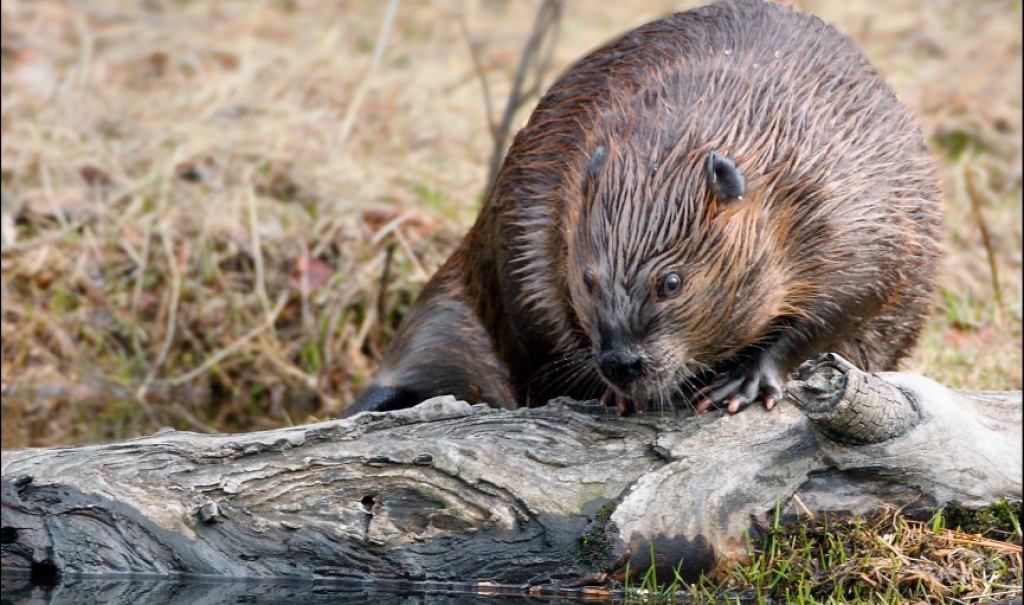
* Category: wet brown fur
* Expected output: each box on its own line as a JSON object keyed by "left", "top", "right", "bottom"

{"left": 350, "top": 0, "right": 942, "bottom": 413}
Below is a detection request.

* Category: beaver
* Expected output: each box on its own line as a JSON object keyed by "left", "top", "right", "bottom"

{"left": 348, "top": 0, "right": 942, "bottom": 417}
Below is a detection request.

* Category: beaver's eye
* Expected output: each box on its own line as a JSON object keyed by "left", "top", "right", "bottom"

{"left": 657, "top": 272, "right": 683, "bottom": 300}
{"left": 583, "top": 270, "right": 596, "bottom": 293}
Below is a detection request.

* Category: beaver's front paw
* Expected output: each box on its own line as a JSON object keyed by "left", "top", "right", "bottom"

{"left": 694, "top": 357, "right": 783, "bottom": 414}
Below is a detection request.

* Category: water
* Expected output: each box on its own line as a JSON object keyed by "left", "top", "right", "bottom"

{"left": 0, "top": 572, "right": 607, "bottom": 605}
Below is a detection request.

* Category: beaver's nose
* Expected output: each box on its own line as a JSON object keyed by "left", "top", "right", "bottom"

{"left": 597, "top": 349, "right": 646, "bottom": 388}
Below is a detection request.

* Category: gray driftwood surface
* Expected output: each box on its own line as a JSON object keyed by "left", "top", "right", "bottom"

{"left": 2, "top": 354, "right": 1021, "bottom": 590}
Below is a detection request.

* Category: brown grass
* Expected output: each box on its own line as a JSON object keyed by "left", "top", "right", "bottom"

{"left": 1, "top": 0, "right": 1021, "bottom": 449}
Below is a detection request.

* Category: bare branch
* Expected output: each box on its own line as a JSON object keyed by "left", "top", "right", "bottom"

{"left": 472, "top": 0, "right": 564, "bottom": 188}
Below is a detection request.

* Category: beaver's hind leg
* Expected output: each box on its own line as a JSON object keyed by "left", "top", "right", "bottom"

{"left": 346, "top": 267, "right": 513, "bottom": 416}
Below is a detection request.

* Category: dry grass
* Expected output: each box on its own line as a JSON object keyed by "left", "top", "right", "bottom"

{"left": 1, "top": 0, "right": 1021, "bottom": 449}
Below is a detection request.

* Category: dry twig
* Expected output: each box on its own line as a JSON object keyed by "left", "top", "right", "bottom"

{"left": 335, "top": 0, "right": 401, "bottom": 151}
{"left": 461, "top": 0, "right": 564, "bottom": 188}
{"left": 965, "top": 162, "right": 1004, "bottom": 312}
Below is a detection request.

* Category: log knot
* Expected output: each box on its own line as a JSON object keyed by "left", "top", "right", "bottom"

{"left": 197, "top": 501, "right": 222, "bottom": 524}
{"left": 787, "top": 353, "right": 921, "bottom": 445}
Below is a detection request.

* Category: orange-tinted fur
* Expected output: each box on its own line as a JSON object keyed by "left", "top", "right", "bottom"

{"left": 348, "top": 0, "right": 942, "bottom": 415}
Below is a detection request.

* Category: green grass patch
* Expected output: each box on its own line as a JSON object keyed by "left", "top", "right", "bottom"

{"left": 620, "top": 503, "right": 1024, "bottom": 605}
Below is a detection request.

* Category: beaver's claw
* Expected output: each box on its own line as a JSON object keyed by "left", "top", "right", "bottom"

{"left": 694, "top": 357, "right": 783, "bottom": 414}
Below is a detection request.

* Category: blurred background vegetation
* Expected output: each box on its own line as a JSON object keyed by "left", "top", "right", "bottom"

{"left": 1, "top": 0, "right": 1020, "bottom": 449}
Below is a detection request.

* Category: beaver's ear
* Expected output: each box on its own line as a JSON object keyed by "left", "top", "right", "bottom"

{"left": 706, "top": 151, "right": 745, "bottom": 202}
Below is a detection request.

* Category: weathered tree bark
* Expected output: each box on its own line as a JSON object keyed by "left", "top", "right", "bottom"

{"left": 2, "top": 354, "right": 1021, "bottom": 590}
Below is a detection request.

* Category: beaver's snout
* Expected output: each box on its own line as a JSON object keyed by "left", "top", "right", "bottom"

{"left": 597, "top": 348, "right": 647, "bottom": 389}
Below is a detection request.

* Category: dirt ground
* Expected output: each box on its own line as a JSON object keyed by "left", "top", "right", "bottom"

{"left": 1, "top": 0, "right": 1020, "bottom": 448}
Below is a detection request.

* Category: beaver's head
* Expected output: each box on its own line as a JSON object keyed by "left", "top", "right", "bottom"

{"left": 566, "top": 143, "right": 795, "bottom": 402}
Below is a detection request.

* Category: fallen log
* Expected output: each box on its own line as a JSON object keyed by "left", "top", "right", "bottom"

{"left": 2, "top": 354, "right": 1021, "bottom": 588}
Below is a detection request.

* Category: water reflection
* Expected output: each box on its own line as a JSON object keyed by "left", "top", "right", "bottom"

{"left": 1, "top": 572, "right": 599, "bottom": 605}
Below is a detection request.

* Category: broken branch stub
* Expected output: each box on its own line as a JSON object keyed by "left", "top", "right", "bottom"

{"left": 788, "top": 352, "right": 922, "bottom": 444}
